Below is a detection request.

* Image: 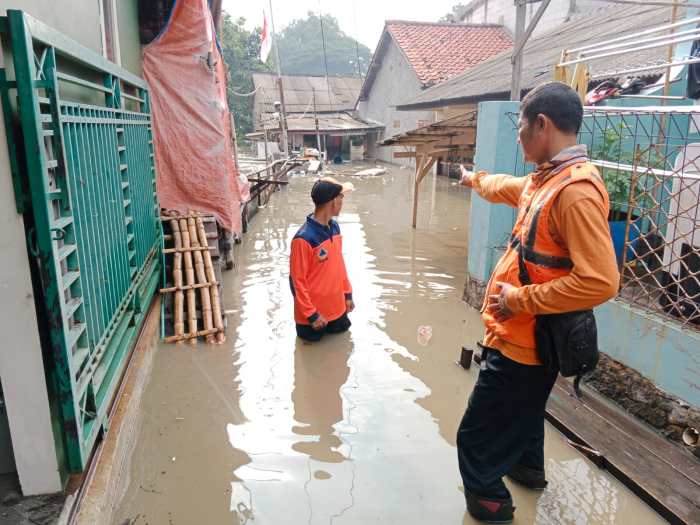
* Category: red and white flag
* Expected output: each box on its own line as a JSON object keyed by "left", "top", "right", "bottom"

{"left": 260, "top": 10, "right": 272, "bottom": 63}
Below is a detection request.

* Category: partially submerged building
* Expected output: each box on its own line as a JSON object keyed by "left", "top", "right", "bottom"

{"left": 250, "top": 73, "right": 381, "bottom": 162}
{"left": 356, "top": 20, "right": 512, "bottom": 165}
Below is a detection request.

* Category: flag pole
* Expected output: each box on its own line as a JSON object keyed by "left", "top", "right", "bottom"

{"left": 268, "top": 0, "right": 289, "bottom": 157}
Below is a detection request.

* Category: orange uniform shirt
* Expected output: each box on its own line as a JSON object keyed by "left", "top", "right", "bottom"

{"left": 472, "top": 169, "right": 619, "bottom": 365}
{"left": 290, "top": 215, "right": 352, "bottom": 325}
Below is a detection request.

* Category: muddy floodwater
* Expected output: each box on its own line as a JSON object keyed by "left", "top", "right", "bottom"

{"left": 114, "top": 166, "right": 665, "bottom": 525}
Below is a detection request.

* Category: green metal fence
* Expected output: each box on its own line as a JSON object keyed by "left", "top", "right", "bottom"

{"left": 0, "top": 11, "right": 161, "bottom": 473}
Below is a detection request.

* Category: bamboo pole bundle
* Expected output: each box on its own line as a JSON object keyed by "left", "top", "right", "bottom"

{"left": 162, "top": 246, "right": 215, "bottom": 254}
{"left": 179, "top": 218, "right": 197, "bottom": 343}
{"left": 196, "top": 216, "right": 225, "bottom": 344}
{"left": 188, "top": 216, "right": 214, "bottom": 343}
{"left": 163, "top": 327, "right": 221, "bottom": 344}
{"left": 160, "top": 281, "right": 218, "bottom": 294}
{"left": 170, "top": 219, "right": 184, "bottom": 342}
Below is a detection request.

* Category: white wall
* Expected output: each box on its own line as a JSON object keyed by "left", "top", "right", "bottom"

{"left": 463, "top": 0, "right": 615, "bottom": 37}
{"left": 0, "top": 86, "right": 62, "bottom": 495}
{"left": 358, "top": 38, "right": 435, "bottom": 166}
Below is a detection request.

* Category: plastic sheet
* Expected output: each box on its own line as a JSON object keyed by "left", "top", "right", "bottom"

{"left": 143, "top": 0, "right": 247, "bottom": 234}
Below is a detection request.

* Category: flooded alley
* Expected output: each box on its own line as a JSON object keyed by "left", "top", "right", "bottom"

{"left": 114, "top": 166, "right": 666, "bottom": 525}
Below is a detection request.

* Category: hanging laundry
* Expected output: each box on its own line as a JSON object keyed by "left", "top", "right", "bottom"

{"left": 687, "top": 36, "right": 700, "bottom": 99}
{"left": 585, "top": 80, "right": 621, "bottom": 105}
{"left": 619, "top": 77, "right": 646, "bottom": 95}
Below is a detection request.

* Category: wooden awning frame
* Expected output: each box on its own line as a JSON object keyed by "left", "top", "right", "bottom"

{"left": 378, "top": 111, "right": 477, "bottom": 228}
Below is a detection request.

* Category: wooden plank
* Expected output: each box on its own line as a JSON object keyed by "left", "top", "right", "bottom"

{"left": 417, "top": 157, "right": 437, "bottom": 185}
{"left": 162, "top": 246, "right": 215, "bottom": 254}
{"left": 160, "top": 282, "right": 219, "bottom": 294}
{"left": 393, "top": 151, "right": 417, "bottom": 159}
{"left": 163, "top": 327, "right": 223, "bottom": 344}
{"left": 546, "top": 379, "right": 700, "bottom": 525}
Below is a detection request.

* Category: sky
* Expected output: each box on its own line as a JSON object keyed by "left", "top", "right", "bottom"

{"left": 221, "top": 0, "right": 460, "bottom": 51}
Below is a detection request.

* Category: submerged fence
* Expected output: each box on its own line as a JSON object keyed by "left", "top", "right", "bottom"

{"left": 507, "top": 106, "right": 700, "bottom": 332}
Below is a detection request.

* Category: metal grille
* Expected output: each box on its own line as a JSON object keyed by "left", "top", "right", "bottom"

{"left": 0, "top": 11, "right": 161, "bottom": 471}
{"left": 505, "top": 106, "right": 699, "bottom": 331}
{"left": 581, "top": 107, "right": 700, "bottom": 330}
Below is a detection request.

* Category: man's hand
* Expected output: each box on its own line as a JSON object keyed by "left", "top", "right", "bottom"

{"left": 486, "top": 281, "right": 516, "bottom": 322}
{"left": 345, "top": 299, "right": 355, "bottom": 313}
{"left": 459, "top": 165, "right": 475, "bottom": 188}
{"left": 311, "top": 314, "right": 328, "bottom": 331}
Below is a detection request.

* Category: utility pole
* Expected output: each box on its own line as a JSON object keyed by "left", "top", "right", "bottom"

{"left": 312, "top": 87, "right": 322, "bottom": 154}
{"left": 510, "top": 0, "right": 551, "bottom": 101}
{"left": 269, "top": 0, "right": 289, "bottom": 157}
{"left": 510, "top": 0, "right": 526, "bottom": 101}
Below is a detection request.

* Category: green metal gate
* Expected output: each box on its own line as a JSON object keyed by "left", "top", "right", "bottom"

{"left": 0, "top": 11, "right": 162, "bottom": 472}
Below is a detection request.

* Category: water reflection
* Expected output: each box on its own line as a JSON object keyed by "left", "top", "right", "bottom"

{"left": 536, "top": 458, "right": 619, "bottom": 525}
{"left": 292, "top": 335, "right": 352, "bottom": 463}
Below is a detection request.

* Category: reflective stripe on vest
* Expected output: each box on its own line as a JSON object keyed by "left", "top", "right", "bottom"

{"left": 481, "top": 161, "right": 608, "bottom": 353}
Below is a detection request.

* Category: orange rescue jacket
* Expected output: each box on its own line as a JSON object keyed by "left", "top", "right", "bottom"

{"left": 482, "top": 161, "right": 609, "bottom": 359}
{"left": 290, "top": 215, "right": 352, "bottom": 325}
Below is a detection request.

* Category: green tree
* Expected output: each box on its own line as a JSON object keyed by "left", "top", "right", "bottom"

{"left": 440, "top": 3, "right": 469, "bottom": 23}
{"left": 276, "top": 12, "right": 371, "bottom": 77}
{"left": 219, "top": 13, "right": 272, "bottom": 141}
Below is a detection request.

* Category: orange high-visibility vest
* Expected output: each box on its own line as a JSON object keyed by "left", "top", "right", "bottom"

{"left": 482, "top": 162, "right": 609, "bottom": 356}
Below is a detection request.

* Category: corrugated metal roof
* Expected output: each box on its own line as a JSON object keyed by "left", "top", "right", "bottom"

{"left": 257, "top": 111, "right": 383, "bottom": 133}
{"left": 396, "top": 5, "right": 683, "bottom": 111}
{"left": 252, "top": 73, "right": 362, "bottom": 113}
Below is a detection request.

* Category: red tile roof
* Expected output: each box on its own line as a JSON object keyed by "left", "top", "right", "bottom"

{"left": 385, "top": 21, "right": 513, "bottom": 87}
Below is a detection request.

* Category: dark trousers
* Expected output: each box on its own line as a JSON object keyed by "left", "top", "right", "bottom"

{"left": 296, "top": 313, "right": 351, "bottom": 342}
{"left": 456, "top": 347, "right": 558, "bottom": 499}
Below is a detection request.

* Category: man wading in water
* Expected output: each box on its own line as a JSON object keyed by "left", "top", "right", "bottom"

{"left": 458, "top": 82, "right": 619, "bottom": 523}
{"left": 290, "top": 177, "right": 355, "bottom": 342}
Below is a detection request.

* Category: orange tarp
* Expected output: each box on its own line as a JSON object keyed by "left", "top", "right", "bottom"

{"left": 143, "top": 0, "right": 245, "bottom": 233}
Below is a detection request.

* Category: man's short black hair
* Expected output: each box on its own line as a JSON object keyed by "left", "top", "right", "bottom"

{"left": 521, "top": 82, "right": 583, "bottom": 134}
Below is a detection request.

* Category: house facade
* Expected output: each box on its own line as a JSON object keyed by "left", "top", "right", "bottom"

{"left": 459, "top": 0, "right": 618, "bottom": 37}
{"left": 250, "top": 74, "right": 381, "bottom": 162}
{"left": 357, "top": 21, "right": 512, "bottom": 166}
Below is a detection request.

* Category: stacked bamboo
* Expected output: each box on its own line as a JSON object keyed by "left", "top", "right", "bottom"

{"left": 161, "top": 212, "right": 225, "bottom": 344}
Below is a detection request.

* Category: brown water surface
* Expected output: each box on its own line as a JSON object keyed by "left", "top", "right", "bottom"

{"left": 114, "top": 167, "right": 664, "bottom": 525}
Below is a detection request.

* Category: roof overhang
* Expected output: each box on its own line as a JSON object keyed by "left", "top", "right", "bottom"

{"left": 378, "top": 111, "right": 477, "bottom": 158}
{"left": 396, "top": 91, "right": 511, "bottom": 112}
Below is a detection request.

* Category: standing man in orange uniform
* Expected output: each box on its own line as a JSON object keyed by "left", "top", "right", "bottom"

{"left": 457, "top": 82, "right": 619, "bottom": 523}
{"left": 290, "top": 177, "right": 355, "bottom": 342}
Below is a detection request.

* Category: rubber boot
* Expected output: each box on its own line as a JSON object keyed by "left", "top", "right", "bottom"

{"left": 465, "top": 491, "right": 514, "bottom": 523}
{"left": 506, "top": 463, "right": 548, "bottom": 491}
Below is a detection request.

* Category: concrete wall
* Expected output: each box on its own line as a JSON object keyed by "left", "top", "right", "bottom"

{"left": 468, "top": 100, "right": 700, "bottom": 408}
{"left": 117, "top": 0, "right": 143, "bottom": 77}
{"left": 1, "top": 1, "right": 103, "bottom": 51}
{"left": 0, "top": 105, "right": 63, "bottom": 496}
{"left": 1, "top": 1, "right": 142, "bottom": 75}
{"left": 463, "top": 0, "right": 615, "bottom": 37}
{"left": 357, "top": 37, "right": 435, "bottom": 167}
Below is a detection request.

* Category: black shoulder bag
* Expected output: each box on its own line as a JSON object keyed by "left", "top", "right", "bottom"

{"left": 517, "top": 245, "right": 599, "bottom": 397}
